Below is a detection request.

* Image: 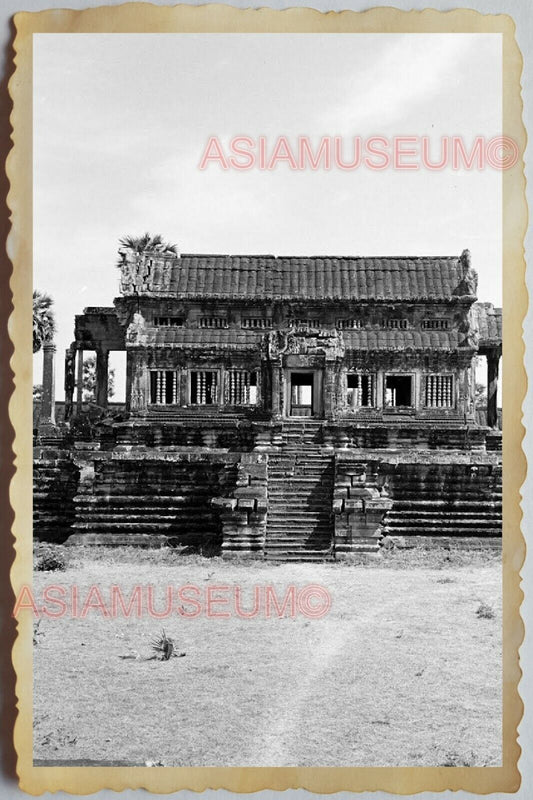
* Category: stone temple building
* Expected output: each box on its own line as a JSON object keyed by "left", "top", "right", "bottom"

{"left": 34, "top": 247, "right": 502, "bottom": 560}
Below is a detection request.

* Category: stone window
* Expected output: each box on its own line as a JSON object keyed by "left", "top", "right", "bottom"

{"left": 346, "top": 373, "right": 375, "bottom": 407}
{"left": 154, "top": 316, "right": 184, "bottom": 327}
{"left": 337, "top": 319, "right": 363, "bottom": 329}
{"left": 424, "top": 374, "right": 454, "bottom": 408}
{"left": 380, "top": 319, "right": 409, "bottom": 329}
{"left": 190, "top": 370, "right": 219, "bottom": 404}
{"left": 241, "top": 318, "right": 273, "bottom": 329}
{"left": 150, "top": 370, "right": 178, "bottom": 404}
{"left": 227, "top": 370, "right": 258, "bottom": 404}
{"left": 384, "top": 374, "right": 414, "bottom": 407}
{"left": 289, "top": 318, "right": 320, "bottom": 329}
{"left": 198, "top": 317, "right": 228, "bottom": 329}
{"left": 421, "top": 319, "right": 449, "bottom": 330}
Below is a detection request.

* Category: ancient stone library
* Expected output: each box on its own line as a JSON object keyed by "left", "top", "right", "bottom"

{"left": 34, "top": 247, "right": 502, "bottom": 560}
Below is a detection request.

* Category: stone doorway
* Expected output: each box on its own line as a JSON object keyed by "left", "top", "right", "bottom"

{"left": 288, "top": 370, "right": 323, "bottom": 417}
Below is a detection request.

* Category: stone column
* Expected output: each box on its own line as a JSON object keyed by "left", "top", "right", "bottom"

{"left": 131, "top": 356, "right": 149, "bottom": 414}
{"left": 40, "top": 342, "right": 56, "bottom": 425}
{"left": 179, "top": 366, "right": 189, "bottom": 406}
{"left": 375, "top": 371, "right": 384, "bottom": 410}
{"left": 64, "top": 346, "right": 76, "bottom": 421}
{"left": 76, "top": 348, "right": 84, "bottom": 414}
{"left": 323, "top": 363, "right": 335, "bottom": 420}
{"left": 95, "top": 348, "right": 109, "bottom": 409}
{"left": 487, "top": 348, "right": 501, "bottom": 429}
{"left": 125, "top": 351, "right": 133, "bottom": 411}
{"left": 271, "top": 363, "right": 281, "bottom": 418}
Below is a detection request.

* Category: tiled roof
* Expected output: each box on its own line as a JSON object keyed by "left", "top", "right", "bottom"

{"left": 122, "top": 254, "right": 474, "bottom": 301}
{"left": 137, "top": 327, "right": 262, "bottom": 350}
{"left": 473, "top": 302, "right": 502, "bottom": 347}
{"left": 343, "top": 329, "right": 460, "bottom": 351}
{"left": 131, "top": 326, "right": 461, "bottom": 352}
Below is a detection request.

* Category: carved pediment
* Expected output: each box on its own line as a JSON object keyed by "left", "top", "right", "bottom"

{"left": 266, "top": 327, "right": 345, "bottom": 360}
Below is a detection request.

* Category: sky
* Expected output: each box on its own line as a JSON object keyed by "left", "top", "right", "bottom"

{"left": 33, "top": 33, "right": 502, "bottom": 399}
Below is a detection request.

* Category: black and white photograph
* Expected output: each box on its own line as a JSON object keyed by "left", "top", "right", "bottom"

{"left": 9, "top": 7, "right": 524, "bottom": 791}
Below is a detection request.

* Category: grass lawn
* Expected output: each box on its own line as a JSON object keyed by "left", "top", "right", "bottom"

{"left": 32, "top": 546, "right": 501, "bottom": 767}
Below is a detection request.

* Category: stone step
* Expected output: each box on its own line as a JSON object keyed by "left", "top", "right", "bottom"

{"left": 386, "top": 513, "right": 501, "bottom": 522}
{"left": 267, "top": 512, "right": 331, "bottom": 518}
{"left": 73, "top": 506, "right": 211, "bottom": 516}
{"left": 382, "top": 526, "right": 502, "bottom": 536}
{"left": 265, "top": 537, "right": 332, "bottom": 545}
{"left": 269, "top": 481, "right": 333, "bottom": 488}
{"left": 393, "top": 494, "right": 502, "bottom": 506}
{"left": 270, "top": 451, "right": 330, "bottom": 456}
{"left": 272, "top": 478, "right": 329, "bottom": 488}
{"left": 267, "top": 517, "right": 333, "bottom": 535}
{"left": 268, "top": 473, "right": 333, "bottom": 479}
{"left": 65, "top": 533, "right": 173, "bottom": 547}
{"left": 268, "top": 461, "right": 333, "bottom": 468}
{"left": 75, "top": 495, "right": 213, "bottom": 505}
{"left": 267, "top": 511, "right": 331, "bottom": 519}
{"left": 384, "top": 522, "right": 502, "bottom": 531}
{"left": 268, "top": 492, "right": 332, "bottom": 498}
{"left": 384, "top": 477, "right": 502, "bottom": 485}
{"left": 265, "top": 533, "right": 332, "bottom": 541}
{"left": 267, "top": 520, "right": 332, "bottom": 527}
{"left": 264, "top": 553, "right": 334, "bottom": 562}
{"left": 385, "top": 522, "right": 501, "bottom": 531}
{"left": 81, "top": 492, "right": 218, "bottom": 501}
{"left": 267, "top": 532, "right": 332, "bottom": 538}
{"left": 71, "top": 520, "right": 214, "bottom": 531}
{"left": 269, "top": 500, "right": 331, "bottom": 508}
{"left": 385, "top": 486, "right": 502, "bottom": 493}
{"left": 389, "top": 535, "right": 502, "bottom": 549}
{"left": 72, "top": 513, "right": 183, "bottom": 523}
{"left": 270, "top": 477, "right": 332, "bottom": 486}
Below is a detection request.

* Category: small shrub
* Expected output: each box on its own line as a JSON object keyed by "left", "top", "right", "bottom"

{"left": 34, "top": 545, "right": 67, "bottom": 572}
{"left": 35, "top": 553, "right": 66, "bottom": 572}
{"left": 33, "top": 620, "right": 44, "bottom": 645}
{"left": 440, "top": 750, "right": 476, "bottom": 767}
{"left": 476, "top": 602, "right": 495, "bottom": 619}
{"left": 150, "top": 630, "right": 175, "bottom": 661}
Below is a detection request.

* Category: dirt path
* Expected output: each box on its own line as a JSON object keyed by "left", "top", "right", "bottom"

{"left": 33, "top": 556, "right": 502, "bottom": 767}
{"left": 252, "top": 622, "right": 349, "bottom": 766}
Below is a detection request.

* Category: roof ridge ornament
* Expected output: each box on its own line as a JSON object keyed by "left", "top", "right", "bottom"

{"left": 456, "top": 248, "right": 478, "bottom": 299}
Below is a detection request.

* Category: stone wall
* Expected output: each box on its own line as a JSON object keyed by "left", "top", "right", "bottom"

{"left": 332, "top": 449, "right": 502, "bottom": 553}
{"left": 67, "top": 450, "right": 239, "bottom": 552}
{"left": 33, "top": 448, "right": 80, "bottom": 543}
{"left": 379, "top": 454, "right": 502, "bottom": 541}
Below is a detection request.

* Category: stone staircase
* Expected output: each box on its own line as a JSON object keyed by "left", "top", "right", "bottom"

{"left": 381, "top": 462, "right": 502, "bottom": 543}
{"left": 265, "top": 421, "right": 334, "bottom": 561}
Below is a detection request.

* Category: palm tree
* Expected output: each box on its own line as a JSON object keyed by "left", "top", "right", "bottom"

{"left": 81, "top": 354, "right": 116, "bottom": 403}
{"left": 33, "top": 290, "right": 56, "bottom": 353}
{"left": 117, "top": 233, "right": 177, "bottom": 266}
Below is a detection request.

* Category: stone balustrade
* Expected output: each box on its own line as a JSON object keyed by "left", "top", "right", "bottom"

{"left": 214, "top": 453, "right": 268, "bottom": 558}
{"left": 333, "top": 455, "right": 393, "bottom": 556}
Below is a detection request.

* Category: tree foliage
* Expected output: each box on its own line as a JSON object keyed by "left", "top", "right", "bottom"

{"left": 82, "top": 354, "right": 115, "bottom": 403}
{"left": 33, "top": 290, "right": 56, "bottom": 353}
{"left": 117, "top": 233, "right": 177, "bottom": 266}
